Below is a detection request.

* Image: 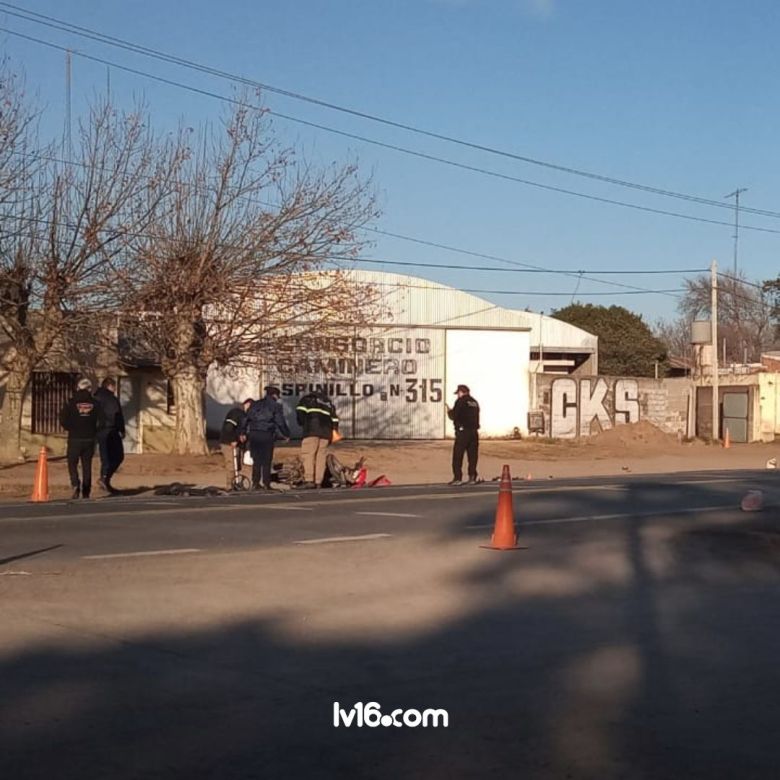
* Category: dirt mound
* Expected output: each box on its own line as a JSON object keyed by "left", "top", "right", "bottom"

{"left": 585, "top": 421, "right": 676, "bottom": 450}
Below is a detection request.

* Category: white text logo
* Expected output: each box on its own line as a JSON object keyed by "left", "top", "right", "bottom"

{"left": 333, "top": 701, "right": 449, "bottom": 728}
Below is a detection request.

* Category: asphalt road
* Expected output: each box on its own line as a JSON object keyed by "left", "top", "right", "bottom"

{"left": 0, "top": 470, "right": 774, "bottom": 561}
{"left": 1, "top": 470, "right": 779, "bottom": 779}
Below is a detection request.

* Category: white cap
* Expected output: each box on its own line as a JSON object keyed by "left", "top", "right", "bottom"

{"left": 77, "top": 378, "right": 92, "bottom": 391}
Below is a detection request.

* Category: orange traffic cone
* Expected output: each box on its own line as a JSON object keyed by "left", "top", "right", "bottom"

{"left": 481, "top": 465, "right": 526, "bottom": 551}
{"left": 30, "top": 446, "right": 49, "bottom": 502}
{"left": 723, "top": 427, "right": 731, "bottom": 449}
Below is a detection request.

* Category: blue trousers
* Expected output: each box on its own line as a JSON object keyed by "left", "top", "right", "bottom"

{"left": 249, "top": 431, "right": 275, "bottom": 488}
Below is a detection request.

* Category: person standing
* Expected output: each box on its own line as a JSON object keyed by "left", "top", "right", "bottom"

{"left": 240, "top": 386, "right": 290, "bottom": 490}
{"left": 296, "top": 389, "right": 339, "bottom": 488}
{"left": 447, "top": 384, "right": 481, "bottom": 486}
{"left": 220, "top": 398, "right": 253, "bottom": 490}
{"left": 60, "top": 377, "right": 105, "bottom": 499}
{"left": 94, "top": 377, "right": 126, "bottom": 493}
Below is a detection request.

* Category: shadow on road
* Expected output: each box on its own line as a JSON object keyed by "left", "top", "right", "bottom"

{"left": 1, "top": 478, "right": 779, "bottom": 778}
{"left": 0, "top": 544, "right": 63, "bottom": 567}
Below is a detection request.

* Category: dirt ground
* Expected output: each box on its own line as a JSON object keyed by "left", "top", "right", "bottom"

{"left": 2, "top": 421, "right": 779, "bottom": 501}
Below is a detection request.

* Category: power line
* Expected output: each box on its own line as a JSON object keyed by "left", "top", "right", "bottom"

{"left": 340, "top": 254, "right": 689, "bottom": 296}
{"left": 363, "top": 225, "right": 709, "bottom": 289}
{"left": 0, "top": 210, "right": 685, "bottom": 299}
{"left": 717, "top": 271, "right": 769, "bottom": 291}
{"left": 0, "top": 206, "right": 693, "bottom": 299}
{"left": 364, "top": 281, "right": 683, "bottom": 297}
{"left": 7, "top": 146, "right": 715, "bottom": 292}
{"left": 0, "top": 148, "right": 692, "bottom": 298}
{"left": 3, "top": 1, "right": 780, "bottom": 220}
{"left": 349, "top": 255, "right": 707, "bottom": 276}
{"left": 4, "top": 24, "right": 780, "bottom": 237}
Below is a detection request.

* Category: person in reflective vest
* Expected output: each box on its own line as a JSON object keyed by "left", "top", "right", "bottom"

{"left": 296, "top": 389, "right": 339, "bottom": 488}
{"left": 220, "top": 398, "right": 253, "bottom": 490}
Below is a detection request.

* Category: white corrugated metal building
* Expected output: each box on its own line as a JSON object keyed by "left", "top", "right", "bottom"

{"left": 206, "top": 271, "right": 598, "bottom": 439}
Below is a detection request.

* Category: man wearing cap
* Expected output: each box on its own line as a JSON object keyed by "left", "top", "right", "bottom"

{"left": 220, "top": 397, "right": 253, "bottom": 491}
{"left": 240, "top": 386, "right": 290, "bottom": 490}
{"left": 446, "top": 384, "right": 481, "bottom": 486}
{"left": 60, "top": 377, "right": 105, "bottom": 499}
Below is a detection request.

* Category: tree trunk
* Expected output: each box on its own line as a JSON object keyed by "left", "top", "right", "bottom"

{"left": 170, "top": 369, "right": 209, "bottom": 455}
{"left": 0, "top": 361, "right": 32, "bottom": 463}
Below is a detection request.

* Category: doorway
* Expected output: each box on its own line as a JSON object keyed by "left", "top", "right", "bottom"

{"left": 118, "top": 374, "right": 143, "bottom": 454}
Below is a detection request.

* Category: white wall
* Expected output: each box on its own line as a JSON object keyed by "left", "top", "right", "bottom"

{"left": 758, "top": 373, "right": 780, "bottom": 442}
{"left": 445, "top": 329, "right": 530, "bottom": 438}
{"left": 205, "top": 328, "right": 531, "bottom": 440}
{"left": 206, "top": 366, "right": 261, "bottom": 435}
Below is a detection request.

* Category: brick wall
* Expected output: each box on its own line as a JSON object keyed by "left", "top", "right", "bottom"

{"left": 533, "top": 374, "right": 693, "bottom": 438}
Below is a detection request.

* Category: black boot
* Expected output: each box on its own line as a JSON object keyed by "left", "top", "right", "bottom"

{"left": 71, "top": 484, "right": 81, "bottom": 500}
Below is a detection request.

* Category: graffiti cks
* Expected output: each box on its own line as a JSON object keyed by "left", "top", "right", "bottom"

{"left": 550, "top": 378, "right": 640, "bottom": 438}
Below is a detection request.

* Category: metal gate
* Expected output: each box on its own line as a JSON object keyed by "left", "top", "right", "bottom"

{"left": 722, "top": 390, "right": 749, "bottom": 443}
{"left": 31, "top": 372, "right": 77, "bottom": 434}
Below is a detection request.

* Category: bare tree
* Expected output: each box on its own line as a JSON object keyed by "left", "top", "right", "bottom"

{"left": 765, "top": 276, "right": 780, "bottom": 342}
{"left": 0, "top": 60, "right": 37, "bottom": 203}
{"left": 123, "top": 98, "right": 379, "bottom": 455}
{"left": 654, "top": 316, "right": 694, "bottom": 364}
{"left": 678, "top": 271, "right": 776, "bottom": 363}
{"left": 0, "top": 98, "right": 180, "bottom": 461}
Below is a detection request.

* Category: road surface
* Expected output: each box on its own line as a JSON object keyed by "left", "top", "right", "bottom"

{"left": 1, "top": 470, "right": 779, "bottom": 778}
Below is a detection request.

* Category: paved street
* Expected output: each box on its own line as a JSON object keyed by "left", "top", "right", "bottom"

{"left": 1, "top": 471, "right": 779, "bottom": 778}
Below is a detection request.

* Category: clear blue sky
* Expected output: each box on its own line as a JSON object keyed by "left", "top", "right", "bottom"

{"left": 3, "top": 0, "right": 779, "bottom": 323}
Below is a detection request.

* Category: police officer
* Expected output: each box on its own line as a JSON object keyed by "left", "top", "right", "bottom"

{"left": 94, "top": 377, "right": 126, "bottom": 493}
{"left": 220, "top": 397, "right": 253, "bottom": 490}
{"left": 446, "top": 384, "right": 481, "bottom": 486}
{"left": 60, "top": 377, "right": 105, "bottom": 499}
{"left": 296, "top": 389, "right": 339, "bottom": 488}
{"left": 240, "top": 386, "right": 290, "bottom": 490}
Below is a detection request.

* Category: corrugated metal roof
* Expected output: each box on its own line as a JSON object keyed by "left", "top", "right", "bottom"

{"left": 342, "top": 270, "right": 598, "bottom": 351}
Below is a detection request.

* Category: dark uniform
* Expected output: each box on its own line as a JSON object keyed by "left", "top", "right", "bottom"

{"left": 94, "top": 383, "right": 126, "bottom": 491}
{"left": 60, "top": 385, "right": 105, "bottom": 498}
{"left": 219, "top": 404, "right": 249, "bottom": 490}
{"left": 448, "top": 385, "right": 480, "bottom": 484}
{"left": 296, "top": 390, "right": 339, "bottom": 487}
{"left": 240, "top": 388, "right": 290, "bottom": 489}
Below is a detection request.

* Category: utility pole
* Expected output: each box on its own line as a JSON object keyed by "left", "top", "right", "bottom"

{"left": 65, "top": 49, "right": 73, "bottom": 156}
{"left": 724, "top": 188, "right": 748, "bottom": 275}
{"left": 711, "top": 260, "right": 719, "bottom": 443}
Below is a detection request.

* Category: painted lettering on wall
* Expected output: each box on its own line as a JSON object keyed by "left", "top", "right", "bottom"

{"left": 550, "top": 378, "right": 640, "bottom": 438}
{"left": 281, "top": 378, "right": 443, "bottom": 404}
{"left": 267, "top": 332, "right": 443, "bottom": 405}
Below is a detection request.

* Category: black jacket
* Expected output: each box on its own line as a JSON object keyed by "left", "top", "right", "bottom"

{"left": 241, "top": 396, "right": 291, "bottom": 438}
{"left": 448, "top": 394, "right": 480, "bottom": 432}
{"left": 296, "top": 392, "right": 339, "bottom": 439}
{"left": 220, "top": 407, "right": 246, "bottom": 444}
{"left": 60, "top": 389, "right": 105, "bottom": 440}
{"left": 94, "top": 387, "right": 125, "bottom": 435}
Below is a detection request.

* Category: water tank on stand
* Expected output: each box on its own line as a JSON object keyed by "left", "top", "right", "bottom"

{"left": 691, "top": 320, "right": 711, "bottom": 344}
